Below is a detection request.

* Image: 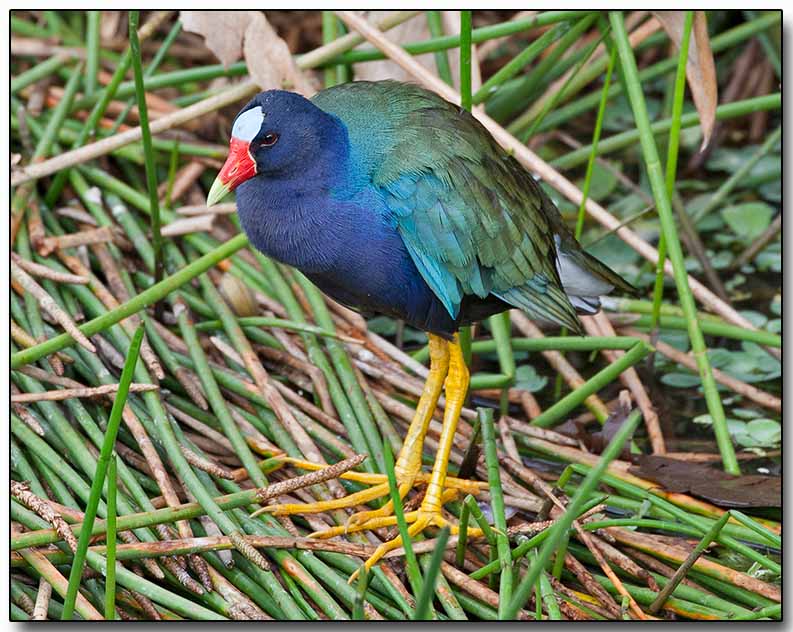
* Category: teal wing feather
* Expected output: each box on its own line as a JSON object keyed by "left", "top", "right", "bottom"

{"left": 371, "top": 84, "right": 583, "bottom": 332}
{"left": 314, "top": 81, "right": 633, "bottom": 332}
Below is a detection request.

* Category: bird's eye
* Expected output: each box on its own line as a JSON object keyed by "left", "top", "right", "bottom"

{"left": 260, "top": 132, "right": 279, "bottom": 148}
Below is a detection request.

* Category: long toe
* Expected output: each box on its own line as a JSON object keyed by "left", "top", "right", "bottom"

{"left": 261, "top": 481, "right": 391, "bottom": 516}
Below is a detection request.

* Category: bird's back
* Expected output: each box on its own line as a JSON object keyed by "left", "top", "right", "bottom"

{"left": 313, "top": 81, "right": 634, "bottom": 333}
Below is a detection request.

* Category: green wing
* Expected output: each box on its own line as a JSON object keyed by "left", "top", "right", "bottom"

{"left": 315, "top": 81, "right": 632, "bottom": 332}
{"left": 373, "top": 85, "right": 585, "bottom": 331}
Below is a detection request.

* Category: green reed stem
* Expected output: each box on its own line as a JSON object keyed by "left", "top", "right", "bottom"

{"left": 84, "top": 11, "right": 100, "bottom": 97}
{"left": 176, "top": 297, "right": 267, "bottom": 488}
{"left": 567, "top": 465, "right": 780, "bottom": 573}
{"left": 104, "top": 455, "right": 118, "bottom": 620}
{"left": 383, "top": 440, "right": 422, "bottom": 606}
{"left": 331, "top": 11, "right": 590, "bottom": 65}
{"left": 610, "top": 12, "right": 738, "bottom": 475}
{"left": 539, "top": 565, "right": 562, "bottom": 619}
{"left": 473, "top": 23, "right": 568, "bottom": 105}
{"left": 505, "top": 409, "right": 641, "bottom": 618}
{"left": 575, "top": 47, "right": 616, "bottom": 239}
{"left": 11, "top": 233, "right": 248, "bottom": 369}
{"left": 352, "top": 567, "right": 371, "bottom": 620}
{"left": 531, "top": 341, "right": 650, "bottom": 428}
{"left": 110, "top": 20, "right": 183, "bottom": 134}
{"left": 32, "top": 62, "right": 83, "bottom": 161}
{"left": 497, "top": 13, "right": 598, "bottom": 125}
{"left": 194, "top": 316, "right": 344, "bottom": 339}
{"left": 732, "top": 604, "right": 782, "bottom": 621}
{"left": 455, "top": 499, "right": 470, "bottom": 568}
{"left": 413, "top": 526, "right": 450, "bottom": 620}
{"left": 322, "top": 11, "right": 341, "bottom": 88}
{"left": 426, "top": 11, "right": 453, "bottom": 86}
{"left": 690, "top": 125, "right": 782, "bottom": 224}
{"left": 479, "top": 409, "right": 512, "bottom": 618}
{"left": 552, "top": 92, "right": 780, "bottom": 171}
{"left": 648, "top": 510, "right": 730, "bottom": 614}
{"left": 535, "top": 12, "right": 780, "bottom": 135}
{"left": 129, "top": 11, "right": 164, "bottom": 290}
{"left": 522, "top": 23, "right": 608, "bottom": 141}
{"left": 742, "top": 10, "right": 781, "bottom": 80}
{"left": 11, "top": 53, "right": 73, "bottom": 94}
{"left": 727, "top": 510, "right": 781, "bottom": 548}
{"left": 44, "top": 48, "right": 134, "bottom": 207}
{"left": 462, "top": 495, "right": 497, "bottom": 546}
{"left": 459, "top": 11, "right": 473, "bottom": 110}
{"left": 651, "top": 11, "right": 692, "bottom": 330}
{"left": 61, "top": 325, "right": 144, "bottom": 620}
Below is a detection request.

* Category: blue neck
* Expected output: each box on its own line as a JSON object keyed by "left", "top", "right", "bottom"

{"left": 235, "top": 116, "right": 375, "bottom": 273}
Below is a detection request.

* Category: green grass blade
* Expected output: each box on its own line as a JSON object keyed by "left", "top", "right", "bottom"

{"left": 479, "top": 408, "right": 512, "bottom": 617}
{"left": 609, "top": 11, "right": 738, "bottom": 474}
{"left": 104, "top": 454, "right": 118, "bottom": 620}
{"left": 505, "top": 409, "right": 643, "bottom": 618}
{"left": 61, "top": 325, "right": 145, "bottom": 620}
{"left": 426, "top": 11, "right": 453, "bottom": 86}
{"left": 473, "top": 22, "right": 568, "bottom": 105}
{"left": 382, "top": 441, "right": 423, "bottom": 603}
{"left": 412, "top": 526, "right": 450, "bottom": 620}
{"left": 651, "top": 10, "right": 693, "bottom": 330}
{"left": 352, "top": 567, "right": 372, "bottom": 620}
{"left": 575, "top": 46, "right": 617, "bottom": 239}
{"left": 455, "top": 496, "right": 470, "bottom": 568}
{"left": 84, "top": 11, "right": 101, "bottom": 97}
{"left": 128, "top": 11, "right": 164, "bottom": 289}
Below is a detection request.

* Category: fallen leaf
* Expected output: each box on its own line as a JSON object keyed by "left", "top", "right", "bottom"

{"left": 180, "top": 11, "right": 249, "bottom": 68}
{"left": 652, "top": 11, "right": 718, "bottom": 149}
{"left": 630, "top": 455, "right": 781, "bottom": 508}
{"left": 244, "top": 11, "right": 315, "bottom": 95}
{"left": 180, "top": 11, "right": 315, "bottom": 95}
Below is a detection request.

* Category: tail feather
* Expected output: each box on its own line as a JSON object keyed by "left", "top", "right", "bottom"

{"left": 578, "top": 250, "right": 638, "bottom": 296}
{"left": 495, "top": 283, "right": 584, "bottom": 335}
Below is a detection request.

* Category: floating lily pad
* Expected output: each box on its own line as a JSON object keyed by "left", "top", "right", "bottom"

{"left": 721, "top": 202, "right": 774, "bottom": 242}
{"left": 514, "top": 364, "right": 548, "bottom": 393}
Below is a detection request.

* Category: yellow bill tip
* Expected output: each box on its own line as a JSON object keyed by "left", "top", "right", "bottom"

{"left": 207, "top": 176, "right": 231, "bottom": 207}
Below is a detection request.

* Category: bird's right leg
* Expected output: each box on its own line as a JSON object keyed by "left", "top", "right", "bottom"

{"left": 258, "top": 334, "right": 451, "bottom": 520}
{"left": 342, "top": 333, "right": 450, "bottom": 527}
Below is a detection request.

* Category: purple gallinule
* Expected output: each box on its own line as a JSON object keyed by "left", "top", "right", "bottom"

{"left": 208, "top": 80, "right": 633, "bottom": 578}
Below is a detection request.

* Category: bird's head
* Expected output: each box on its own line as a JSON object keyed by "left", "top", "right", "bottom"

{"left": 207, "top": 90, "right": 342, "bottom": 205}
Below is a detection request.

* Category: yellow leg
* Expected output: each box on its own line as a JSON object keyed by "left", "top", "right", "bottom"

{"left": 257, "top": 333, "right": 483, "bottom": 582}
{"left": 344, "top": 335, "right": 449, "bottom": 527}
{"left": 347, "top": 334, "right": 472, "bottom": 580}
{"left": 420, "top": 333, "right": 469, "bottom": 514}
{"left": 258, "top": 335, "right": 450, "bottom": 519}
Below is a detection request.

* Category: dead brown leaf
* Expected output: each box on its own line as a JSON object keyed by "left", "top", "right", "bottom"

{"left": 630, "top": 455, "right": 781, "bottom": 508}
{"left": 180, "top": 11, "right": 248, "bottom": 68}
{"left": 180, "top": 11, "right": 315, "bottom": 95}
{"left": 652, "top": 11, "right": 718, "bottom": 149}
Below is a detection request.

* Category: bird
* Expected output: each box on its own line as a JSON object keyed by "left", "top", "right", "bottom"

{"left": 207, "top": 80, "right": 634, "bottom": 578}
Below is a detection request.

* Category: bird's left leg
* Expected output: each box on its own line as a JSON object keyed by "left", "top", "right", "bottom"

{"left": 258, "top": 334, "right": 469, "bottom": 518}
{"left": 346, "top": 333, "right": 481, "bottom": 581}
